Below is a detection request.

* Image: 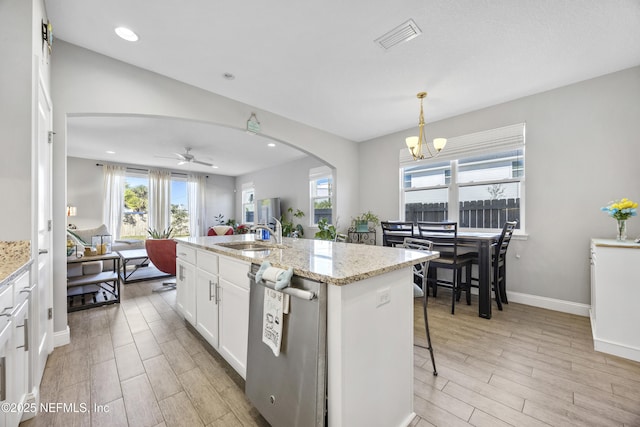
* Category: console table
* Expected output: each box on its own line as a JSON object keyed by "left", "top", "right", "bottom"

{"left": 347, "top": 227, "right": 376, "bottom": 245}
{"left": 67, "top": 253, "right": 121, "bottom": 311}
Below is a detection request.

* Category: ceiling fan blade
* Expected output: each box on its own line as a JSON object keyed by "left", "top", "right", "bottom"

{"left": 154, "top": 155, "right": 180, "bottom": 160}
{"left": 192, "top": 159, "right": 214, "bottom": 167}
{"left": 173, "top": 152, "right": 187, "bottom": 160}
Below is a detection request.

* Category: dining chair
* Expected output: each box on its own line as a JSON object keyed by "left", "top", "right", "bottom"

{"left": 468, "top": 220, "right": 517, "bottom": 310}
{"left": 402, "top": 237, "right": 437, "bottom": 376}
{"left": 491, "top": 220, "right": 518, "bottom": 306}
{"left": 334, "top": 232, "right": 348, "bottom": 242}
{"left": 417, "top": 221, "right": 474, "bottom": 315}
{"left": 381, "top": 221, "right": 415, "bottom": 247}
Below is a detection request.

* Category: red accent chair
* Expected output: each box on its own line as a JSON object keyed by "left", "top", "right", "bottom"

{"left": 145, "top": 239, "right": 177, "bottom": 292}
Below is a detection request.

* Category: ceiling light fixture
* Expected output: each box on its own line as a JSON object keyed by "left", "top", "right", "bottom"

{"left": 267, "top": 143, "right": 276, "bottom": 147}
{"left": 105, "top": 150, "right": 115, "bottom": 154}
{"left": 405, "top": 92, "right": 446, "bottom": 161}
{"left": 114, "top": 26, "right": 139, "bottom": 42}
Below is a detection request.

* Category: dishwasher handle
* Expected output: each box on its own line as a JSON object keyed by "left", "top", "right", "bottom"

{"left": 248, "top": 272, "right": 316, "bottom": 301}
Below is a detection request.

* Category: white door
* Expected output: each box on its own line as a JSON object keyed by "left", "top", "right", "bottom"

{"left": 34, "top": 75, "right": 53, "bottom": 385}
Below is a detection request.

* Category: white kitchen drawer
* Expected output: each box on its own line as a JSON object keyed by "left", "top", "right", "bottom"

{"left": 0, "top": 283, "right": 13, "bottom": 335}
{"left": 197, "top": 249, "right": 219, "bottom": 275}
{"left": 13, "top": 271, "right": 30, "bottom": 307}
{"left": 219, "top": 256, "right": 250, "bottom": 290}
{"left": 176, "top": 244, "right": 196, "bottom": 264}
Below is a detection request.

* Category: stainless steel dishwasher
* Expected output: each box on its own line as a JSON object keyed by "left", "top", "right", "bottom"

{"left": 246, "top": 265, "right": 327, "bottom": 427}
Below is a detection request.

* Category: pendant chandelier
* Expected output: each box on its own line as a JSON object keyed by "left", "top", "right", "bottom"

{"left": 405, "top": 92, "right": 446, "bottom": 161}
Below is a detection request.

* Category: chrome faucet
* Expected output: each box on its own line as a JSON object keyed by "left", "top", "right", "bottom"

{"left": 251, "top": 217, "right": 283, "bottom": 245}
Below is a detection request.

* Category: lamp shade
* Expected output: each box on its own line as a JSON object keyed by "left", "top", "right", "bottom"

{"left": 433, "top": 138, "right": 447, "bottom": 152}
{"left": 405, "top": 136, "right": 419, "bottom": 150}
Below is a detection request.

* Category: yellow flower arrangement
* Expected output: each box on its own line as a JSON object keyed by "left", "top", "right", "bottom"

{"left": 601, "top": 198, "right": 638, "bottom": 221}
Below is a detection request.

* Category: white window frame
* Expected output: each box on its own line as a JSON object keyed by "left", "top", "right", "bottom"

{"left": 309, "top": 166, "right": 334, "bottom": 226}
{"left": 400, "top": 123, "right": 526, "bottom": 233}
{"left": 241, "top": 182, "right": 255, "bottom": 225}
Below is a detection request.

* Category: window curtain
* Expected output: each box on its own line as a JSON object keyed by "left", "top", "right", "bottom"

{"left": 187, "top": 174, "right": 207, "bottom": 236}
{"left": 103, "top": 164, "right": 126, "bottom": 239}
{"left": 148, "top": 169, "right": 172, "bottom": 233}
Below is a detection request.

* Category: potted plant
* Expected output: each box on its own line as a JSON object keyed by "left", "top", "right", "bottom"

{"left": 147, "top": 226, "right": 174, "bottom": 239}
{"left": 315, "top": 217, "right": 337, "bottom": 240}
{"left": 352, "top": 211, "right": 380, "bottom": 232}
{"left": 281, "top": 207, "right": 305, "bottom": 237}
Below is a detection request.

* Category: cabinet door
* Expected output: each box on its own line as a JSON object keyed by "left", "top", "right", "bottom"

{"left": 176, "top": 259, "right": 197, "bottom": 325}
{"left": 196, "top": 269, "right": 219, "bottom": 348}
{"left": 218, "top": 278, "right": 250, "bottom": 379}
{"left": 0, "top": 318, "right": 13, "bottom": 427}
{"left": 8, "top": 300, "right": 28, "bottom": 427}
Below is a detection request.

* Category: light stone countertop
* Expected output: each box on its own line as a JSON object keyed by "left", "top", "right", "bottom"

{"left": 0, "top": 240, "right": 32, "bottom": 287}
{"left": 176, "top": 235, "right": 439, "bottom": 285}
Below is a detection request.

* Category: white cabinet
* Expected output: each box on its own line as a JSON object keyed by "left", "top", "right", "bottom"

{"left": 590, "top": 239, "right": 640, "bottom": 362}
{"left": 218, "top": 277, "right": 250, "bottom": 377}
{"left": 176, "top": 244, "right": 197, "bottom": 327}
{"left": 176, "top": 245, "right": 250, "bottom": 378}
{"left": 196, "top": 251, "right": 219, "bottom": 348}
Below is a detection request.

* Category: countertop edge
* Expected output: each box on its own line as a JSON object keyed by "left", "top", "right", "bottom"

{"left": 0, "top": 259, "right": 33, "bottom": 288}
{"left": 177, "top": 239, "right": 438, "bottom": 286}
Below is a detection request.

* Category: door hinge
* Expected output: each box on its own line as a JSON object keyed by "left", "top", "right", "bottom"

{"left": 47, "top": 308, "right": 53, "bottom": 320}
{"left": 47, "top": 131, "right": 55, "bottom": 144}
{"left": 47, "top": 220, "right": 52, "bottom": 231}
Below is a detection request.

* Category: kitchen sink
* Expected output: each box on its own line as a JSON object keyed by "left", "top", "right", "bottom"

{"left": 217, "top": 242, "right": 281, "bottom": 251}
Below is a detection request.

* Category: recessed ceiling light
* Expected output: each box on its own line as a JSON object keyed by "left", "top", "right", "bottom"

{"left": 223, "top": 73, "right": 235, "bottom": 80}
{"left": 105, "top": 150, "right": 116, "bottom": 154}
{"left": 115, "top": 27, "right": 139, "bottom": 42}
{"left": 212, "top": 165, "right": 219, "bottom": 169}
{"left": 267, "top": 143, "right": 276, "bottom": 147}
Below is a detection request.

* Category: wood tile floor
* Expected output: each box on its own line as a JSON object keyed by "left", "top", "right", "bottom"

{"left": 22, "top": 279, "right": 640, "bottom": 426}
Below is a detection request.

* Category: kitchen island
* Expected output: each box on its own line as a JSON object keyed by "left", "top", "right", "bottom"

{"left": 176, "top": 235, "right": 438, "bottom": 427}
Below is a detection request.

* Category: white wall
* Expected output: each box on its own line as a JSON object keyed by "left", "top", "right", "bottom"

{"left": 358, "top": 66, "right": 640, "bottom": 307}
{"left": 51, "top": 41, "right": 359, "bottom": 334}
{"left": 204, "top": 174, "right": 235, "bottom": 231}
{"left": 235, "top": 156, "right": 326, "bottom": 237}
{"left": 0, "top": 0, "right": 35, "bottom": 240}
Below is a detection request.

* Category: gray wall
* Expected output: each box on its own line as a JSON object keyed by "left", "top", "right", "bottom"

{"left": 67, "top": 156, "right": 236, "bottom": 234}
{"left": 358, "top": 66, "right": 640, "bottom": 306}
{"left": 235, "top": 156, "right": 327, "bottom": 237}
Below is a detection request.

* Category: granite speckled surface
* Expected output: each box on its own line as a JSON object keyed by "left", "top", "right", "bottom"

{"left": 176, "top": 235, "right": 438, "bottom": 285}
{"left": 0, "top": 240, "right": 32, "bottom": 286}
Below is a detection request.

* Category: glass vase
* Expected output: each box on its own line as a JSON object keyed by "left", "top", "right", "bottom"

{"left": 616, "top": 219, "right": 627, "bottom": 241}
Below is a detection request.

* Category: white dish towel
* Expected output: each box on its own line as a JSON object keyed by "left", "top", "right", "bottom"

{"left": 263, "top": 288, "right": 285, "bottom": 356}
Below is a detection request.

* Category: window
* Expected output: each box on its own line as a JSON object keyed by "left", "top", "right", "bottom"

{"left": 309, "top": 166, "right": 333, "bottom": 225}
{"left": 120, "top": 171, "right": 193, "bottom": 238}
{"left": 171, "top": 177, "right": 189, "bottom": 237}
{"left": 121, "top": 173, "right": 149, "bottom": 239}
{"left": 401, "top": 123, "right": 525, "bottom": 232}
{"left": 242, "top": 184, "right": 255, "bottom": 224}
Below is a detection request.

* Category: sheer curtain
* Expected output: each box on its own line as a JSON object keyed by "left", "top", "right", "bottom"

{"left": 148, "top": 169, "right": 172, "bottom": 233}
{"left": 103, "top": 164, "right": 126, "bottom": 239}
{"left": 187, "top": 174, "right": 207, "bottom": 236}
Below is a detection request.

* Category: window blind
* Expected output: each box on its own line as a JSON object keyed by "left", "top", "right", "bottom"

{"left": 399, "top": 123, "right": 525, "bottom": 167}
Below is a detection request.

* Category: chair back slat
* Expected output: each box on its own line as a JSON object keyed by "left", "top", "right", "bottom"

{"left": 381, "top": 221, "right": 415, "bottom": 246}
{"left": 417, "top": 221, "right": 459, "bottom": 261}
{"left": 496, "top": 221, "right": 517, "bottom": 259}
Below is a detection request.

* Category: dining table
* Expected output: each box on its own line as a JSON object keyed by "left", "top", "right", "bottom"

{"left": 396, "top": 229, "right": 502, "bottom": 319}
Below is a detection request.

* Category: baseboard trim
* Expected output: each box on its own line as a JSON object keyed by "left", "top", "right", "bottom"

{"left": 507, "top": 291, "right": 590, "bottom": 317}
{"left": 53, "top": 325, "right": 70, "bottom": 347}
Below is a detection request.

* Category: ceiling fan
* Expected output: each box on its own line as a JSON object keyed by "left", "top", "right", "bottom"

{"left": 156, "top": 147, "right": 214, "bottom": 167}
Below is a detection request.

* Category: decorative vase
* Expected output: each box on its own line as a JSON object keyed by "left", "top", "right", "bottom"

{"left": 616, "top": 219, "right": 627, "bottom": 241}
{"left": 356, "top": 220, "right": 368, "bottom": 232}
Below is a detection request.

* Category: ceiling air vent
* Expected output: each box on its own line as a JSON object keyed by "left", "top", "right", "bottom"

{"left": 374, "top": 19, "right": 422, "bottom": 50}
